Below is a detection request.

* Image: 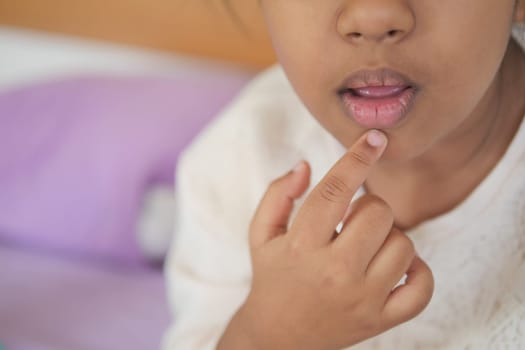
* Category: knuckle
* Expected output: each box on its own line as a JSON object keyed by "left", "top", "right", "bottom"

{"left": 408, "top": 289, "right": 433, "bottom": 319}
{"left": 286, "top": 237, "right": 304, "bottom": 257}
{"left": 405, "top": 238, "right": 416, "bottom": 257}
{"left": 320, "top": 256, "right": 350, "bottom": 286}
{"left": 318, "top": 174, "right": 351, "bottom": 203}
{"left": 401, "top": 234, "right": 416, "bottom": 256}
{"left": 348, "top": 149, "right": 374, "bottom": 167}
{"left": 390, "top": 228, "right": 415, "bottom": 254}
{"left": 357, "top": 195, "right": 394, "bottom": 219}
{"left": 367, "top": 195, "right": 392, "bottom": 214}
{"left": 248, "top": 218, "right": 265, "bottom": 242}
{"left": 263, "top": 176, "right": 287, "bottom": 200}
{"left": 420, "top": 263, "right": 435, "bottom": 297}
{"left": 320, "top": 269, "right": 343, "bottom": 289}
{"left": 319, "top": 266, "right": 351, "bottom": 300}
{"left": 357, "top": 314, "right": 381, "bottom": 335}
{"left": 267, "top": 176, "right": 285, "bottom": 191}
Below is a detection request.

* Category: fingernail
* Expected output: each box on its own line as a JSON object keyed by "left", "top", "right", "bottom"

{"left": 366, "top": 130, "right": 387, "bottom": 148}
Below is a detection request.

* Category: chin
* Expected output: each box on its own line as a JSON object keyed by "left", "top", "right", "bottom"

{"left": 382, "top": 139, "right": 435, "bottom": 163}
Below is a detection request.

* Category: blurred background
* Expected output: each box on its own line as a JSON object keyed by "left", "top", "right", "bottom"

{"left": 0, "top": 0, "right": 274, "bottom": 68}
{"left": 0, "top": 1, "right": 273, "bottom": 349}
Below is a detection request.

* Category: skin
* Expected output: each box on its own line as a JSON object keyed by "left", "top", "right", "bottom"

{"left": 218, "top": 1, "right": 525, "bottom": 349}
{"left": 219, "top": 132, "right": 434, "bottom": 350}
{"left": 261, "top": 0, "right": 525, "bottom": 229}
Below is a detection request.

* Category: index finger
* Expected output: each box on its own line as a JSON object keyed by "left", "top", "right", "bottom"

{"left": 289, "top": 129, "right": 388, "bottom": 248}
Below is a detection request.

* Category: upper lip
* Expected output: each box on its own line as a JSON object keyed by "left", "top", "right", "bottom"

{"left": 339, "top": 68, "right": 417, "bottom": 92}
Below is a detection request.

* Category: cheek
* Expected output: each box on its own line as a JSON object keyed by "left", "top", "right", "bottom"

{"left": 274, "top": 39, "right": 341, "bottom": 133}
{"left": 414, "top": 15, "right": 512, "bottom": 128}
{"left": 264, "top": 0, "right": 515, "bottom": 161}
{"left": 261, "top": 1, "right": 338, "bottom": 107}
{"left": 417, "top": 1, "right": 513, "bottom": 110}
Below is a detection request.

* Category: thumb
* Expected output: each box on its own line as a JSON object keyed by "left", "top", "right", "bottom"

{"left": 249, "top": 161, "right": 311, "bottom": 249}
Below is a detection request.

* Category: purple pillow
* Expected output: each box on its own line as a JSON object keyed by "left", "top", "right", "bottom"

{"left": 0, "top": 73, "right": 249, "bottom": 266}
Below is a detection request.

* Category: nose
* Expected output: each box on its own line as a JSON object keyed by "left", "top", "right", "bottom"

{"left": 337, "top": 0, "right": 415, "bottom": 44}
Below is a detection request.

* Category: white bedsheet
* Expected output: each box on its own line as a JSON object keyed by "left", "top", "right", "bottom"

{"left": 0, "top": 26, "right": 252, "bottom": 92}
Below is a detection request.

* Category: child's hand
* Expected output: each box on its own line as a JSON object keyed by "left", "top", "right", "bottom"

{"left": 218, "top": 130, "right": 434, "bottom": 350}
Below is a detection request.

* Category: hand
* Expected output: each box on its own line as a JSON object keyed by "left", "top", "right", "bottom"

{"left": 218, "top": 130, "right": 434, "bottom": 350}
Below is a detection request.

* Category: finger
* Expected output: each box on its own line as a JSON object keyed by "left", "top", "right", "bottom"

{"left": 365, "top": 227, "right": 416, "bottom": 294}
{"left": 333, "top": 195, "right": 394, "bottom": 272}
{"left": 291, "top": 130, "right": 388, "bottom": 248}
{"left": 381, "top": 256, "right": 434, "bottom": 327}
{"left": 249, "top": 161, "right": 311, "bottom": 249}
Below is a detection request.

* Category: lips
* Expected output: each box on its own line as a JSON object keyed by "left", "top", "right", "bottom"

{"left": 338, "top": 68, "right": 419, "bottom": 129}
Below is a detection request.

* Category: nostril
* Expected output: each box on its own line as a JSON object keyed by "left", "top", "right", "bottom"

{"left": 347, "top": 30, "right": 404, "bottom": 42}
{"left": 387, "top": 30, "right": 401, "bottom": 37}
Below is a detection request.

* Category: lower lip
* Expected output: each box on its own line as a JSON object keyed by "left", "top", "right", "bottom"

{"left": 340, "top": 87, "right": 417, "bottom": 129}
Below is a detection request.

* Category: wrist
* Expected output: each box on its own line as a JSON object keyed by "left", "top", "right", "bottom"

{"left": 217, "top": 303, "right": 264, "bottom": 350}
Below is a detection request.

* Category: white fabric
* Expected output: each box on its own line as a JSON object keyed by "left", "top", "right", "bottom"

{"left": 163, "top": 35, "right": 525, "bottom": 349}
{"left": 0, "top": 26, "right": 251, "bottom": 93}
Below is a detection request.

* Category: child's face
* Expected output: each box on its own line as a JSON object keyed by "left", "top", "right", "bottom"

{"left": 260, "top": 1, "right": 525, "bottom": 161}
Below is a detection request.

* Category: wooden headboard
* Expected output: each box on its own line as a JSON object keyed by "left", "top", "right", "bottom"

{"left": 0, "top": 0, "right": 275, "bottom": 69}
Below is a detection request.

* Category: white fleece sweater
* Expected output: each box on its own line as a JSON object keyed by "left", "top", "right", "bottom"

{"left": 163, "top": 35, "right": 525, "bottom": 350}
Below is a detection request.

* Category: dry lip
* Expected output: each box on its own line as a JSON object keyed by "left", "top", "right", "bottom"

{"left": 337, "top": 67, "right": 419, "bottom": 93}
{"left": 340, "top": 84, "right": 419, "bottom": 129}
{"left": 343, "top": 85, "right": 412, "bottom": 98}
